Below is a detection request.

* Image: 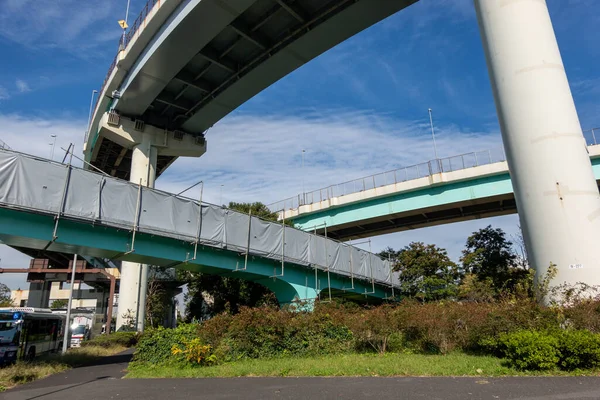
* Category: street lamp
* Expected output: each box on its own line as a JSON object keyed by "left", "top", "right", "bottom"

{"left": 119, "top": 0, "right": 131, "bottom": 49}
{"left": 428, "top": 108, "right": 439, "bottom": 160}
{"left": 301, "top": 149, "right": 306, "bottom": 205}
{"left": 50, "top": 134, "right": 57, "bottom": 160}
{"left": 85, "top": 90, "right": 99, "bottom": 143}
{"left": 219, "top": 184, "right": 224, "bottom": 206}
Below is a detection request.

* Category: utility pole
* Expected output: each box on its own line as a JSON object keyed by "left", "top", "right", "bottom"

{"left": 85, "top": 90, "right": 99, "bottom": 143}
{"left": 62, "top": 253, "right": 78, "bottom": 354}
{"left": 50, "top": 135, "right": 57, "bottom": 161}
{"left": 301, "top": 149, "right": 306, "bottom": 205}
{"left": 119, "top": 0, "right": 131, "bottom": 48}
{"left": 428, "top": 108, "right": 439, "bottom": 160}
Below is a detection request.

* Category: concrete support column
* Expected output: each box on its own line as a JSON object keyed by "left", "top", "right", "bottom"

{"left": 27, "top": 282, "right": 51, "bottom": 308}
{"left": 117, "top": 133, "right": 157, "bottom": 331}
{"left": 474, "top": 0, "right": 600, "bottom": 296}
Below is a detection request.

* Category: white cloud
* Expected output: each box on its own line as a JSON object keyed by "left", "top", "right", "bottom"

{"left": 0, "top": 86, "right": 8, "bottom": 101}
{"left": 15, "top": 79, "right": 31, "bottom": 93}
{"left": 0, "top": 113, "right": 86, "bottom": 163}
{"left": 157, "top": 109, "right": 503, "bottom": 206}
{"left": 0, "top": 0, "right": 127, "bottom": 57}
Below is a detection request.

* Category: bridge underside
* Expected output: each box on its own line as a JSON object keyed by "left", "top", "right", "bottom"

{"left": 91, "top": 138, "right": 175, "bottom": 180}
{"left": 115, "top": 0, "right": 417, "bottom": 134}
{"left": 324, "top": 194, "right": 518, "bottom": 240}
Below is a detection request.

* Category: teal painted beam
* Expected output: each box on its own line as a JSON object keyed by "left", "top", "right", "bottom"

{"left": 0, "top": 208, "right": 395, "bottom": 305}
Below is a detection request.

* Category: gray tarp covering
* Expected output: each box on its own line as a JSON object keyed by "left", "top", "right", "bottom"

{"left": 0, "top": 150, "right": 400, "bottom": 287}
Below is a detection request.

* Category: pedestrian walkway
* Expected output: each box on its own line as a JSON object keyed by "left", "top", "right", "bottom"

{"left": 4, "top": 349, "right": 133, "bottom": 400}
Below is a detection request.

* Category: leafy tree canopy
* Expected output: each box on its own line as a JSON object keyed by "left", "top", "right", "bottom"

{"left": 382, "top": 242, "right": 461, "bottom": 302}
{"left": 0, "top": 283, "right": 14, "bottom": 307}
{"left": 50, "top": 299, "right": 68, "bottom": 309}
{"left": 460, "top": 225, "right": 529, "bottom": 296}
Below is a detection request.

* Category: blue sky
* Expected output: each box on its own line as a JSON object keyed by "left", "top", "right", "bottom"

{"left": 0, "top": 0, "right": 599, "bottom": 290}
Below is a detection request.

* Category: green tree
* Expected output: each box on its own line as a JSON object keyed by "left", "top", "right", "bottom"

{"left": 460, "top": 225, "right": 529, "bottom": 296}
{"left": 182, "top": 201, "right": 279, "bottom": 320}
{"left": 389, "top": 242, "right": 461, "bottom": 302}
{"left": 377, "top": 247, "right": 400, "bottom": 262}
{"left": 145, "top": 274, "right": 170, "bottom": 328}
{"left": 228, "top": 201, "right": 294, "bottom": 226}
{"left": 0, "top": 283, "right": 14, "bottom": 307}
{"left": 50, "top": 299, "right": 68, "bottom": 309}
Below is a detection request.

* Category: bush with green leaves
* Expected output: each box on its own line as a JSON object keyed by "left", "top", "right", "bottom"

{"left": 81, "top": 331, "right": 139, "bottom": 348}
{"left": 131, "top": 300, "right": 600, "bottom": 370}
{"left": 133, "top": 324, "right": 199, "bottom": 364}
{"left": 498, "top": 330, "right": 559, "bottom": 371}
{"left": 224, "top": 305, "right": 353, "bottom": 359}
{"left": 557, "top": 330, "right": 600, "bottom": 370}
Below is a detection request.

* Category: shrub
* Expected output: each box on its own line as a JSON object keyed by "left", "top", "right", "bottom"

{"left": 222, "top": 305, "right": 352, "bottom": 359}
{"left": 171, "top": 338, "right": 216, "bottom": 366}
{"left": 133, "top": 324, "right": 199, "bottom": 364}
{"left": 557, "top": 330, "right": 600, "bottom": 370}
{"left": 197, "top": 312, "right": 233, "bottom": 347}
{"left": 396, "top": 301, "right": 495, "bottom": 354}
{"left": 348, "top": 304, "right": 399, "bottom": 354}
{"left": 81, "top": 332, "right": 139, "bottom": 348}
{"left": 499, "top": 330, "right": 559, "bottom": 371}
{"left": 564, "top": 299, "right": 600, "bottom": 333}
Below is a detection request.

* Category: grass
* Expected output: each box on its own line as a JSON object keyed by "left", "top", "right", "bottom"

{"left": 126, "top": 352, "right": 599, "bottom": 379}
{"left": 0, "top": 345, "right": 127, "bottom": 392}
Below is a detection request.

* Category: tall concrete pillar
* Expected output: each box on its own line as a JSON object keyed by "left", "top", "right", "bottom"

{"left": 117, "top": 133, "right": 156, "bottom": 331}
{"left": 474, "top": 0, "right": 600, "bottom": 296}
{"left": 27, "top": 282, "right": 51, "bottom": 308}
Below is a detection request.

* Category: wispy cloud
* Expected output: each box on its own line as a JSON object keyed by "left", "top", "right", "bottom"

{"left": 15, "top": 79, "right": 31, "bottom": 93}
{"left": 0, "top": 86, "right": 9, "bottom": 101}
{"left": 158, "top": 109, "right": 503, "bottom": 206}
{"left": 0, "top": 113, "right": 86, "bottom": 161}
{"left": 0, "top": 0, "right": 129, "bottom": 58}
{"left": 571, "top": 78, "right": 600, "bottom": 97}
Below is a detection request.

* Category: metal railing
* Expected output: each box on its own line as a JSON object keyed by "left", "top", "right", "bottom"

{"left": 0, "top": 140, "right": 10, "bottom": 150}
{"left": 269, "top": 147, "right": 510, "bottom": 212}
{"left": 91, "top": 0, "right": 161, "bottom": 134}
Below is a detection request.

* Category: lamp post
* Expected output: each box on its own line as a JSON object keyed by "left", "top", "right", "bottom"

{"left": 301, "top": 149, "right": 305, "bottom": 205}
{"left": 219, "top": 184, "right": 224, "bottom": 206}
{"left": 50, "top": 135, "right": 57, "bottom": 160}
{"left": 428, "top": 108, "right": 439, "bottom": 160}
{"left": 120, "top": 0, "right": 131, "bottom": 48}
{"left": 62, "top": 253, "right": 78, "bottom": 354}
{"left": 85, "top": 90, "right": 99, "bottom": 143}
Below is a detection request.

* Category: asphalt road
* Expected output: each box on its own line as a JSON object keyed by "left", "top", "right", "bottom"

{"left": 4, "top": 351, "right": 600, "bottom": 400}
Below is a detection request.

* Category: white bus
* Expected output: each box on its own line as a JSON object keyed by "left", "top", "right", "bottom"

{"left": 0, "top": 307, "right": 66, "bottom": 364}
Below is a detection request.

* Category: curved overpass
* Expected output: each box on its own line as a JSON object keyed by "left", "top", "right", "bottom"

{"left": 84, "top": 0, "right": 418, "bottom": 179}
{"left": 279, "top": 145, "right": 600, "bottom": 240}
